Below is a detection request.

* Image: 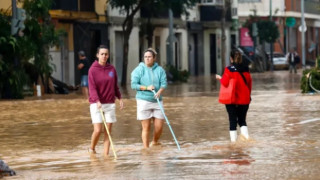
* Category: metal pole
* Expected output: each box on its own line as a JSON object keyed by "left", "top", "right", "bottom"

{"left": 11, "top": 0, "right": 17, "bottom": 35}
{"left": 269, "top": 0, "right": 274, "bottom": 71}
{"left": 168, "top": 8, "right": 174, "bottom": 66}
{"left": 301, "top": 0, "right": 306, "bottom": 69}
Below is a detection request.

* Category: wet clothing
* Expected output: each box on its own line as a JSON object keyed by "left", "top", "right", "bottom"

{"left": 220, "top": 64, "right": 252, "bottom": 105}
{"left": 90, "top": 103, "right": 116, "bottom": 123}
{"left": 88, "top": 61, "right": 121, "bottom": 104}
{"left": 136, "top": 99, "right": 164, "bottom": 120}
{"left": 219, "top": 63, "right": 252, "bottom": 131}
{"left": 226, "top": 104, "right": 249, "bottom": 130}
{"left": 131, "top": 62, "right": 167, "bottom": 102}
{"left": 81, "top": 75, "right": 88, "bottom": 87}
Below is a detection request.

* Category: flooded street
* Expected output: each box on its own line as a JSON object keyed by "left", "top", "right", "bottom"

{"left": 1, "top": 70, "right": 320, "bottom": 179}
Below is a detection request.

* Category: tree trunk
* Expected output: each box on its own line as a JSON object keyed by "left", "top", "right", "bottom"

{"left": 221, "top": 1, "right": 228, "bottom": 71}
{"left": 121, "top": 35, "right": 129, "bottom": 86}
{"left": 119, "top": 1, "right": 145, "bottom": 86}
{"left": 146, "top": 18, "right": 154, "bottom": 47}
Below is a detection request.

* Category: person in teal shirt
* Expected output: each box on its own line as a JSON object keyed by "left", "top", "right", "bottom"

{"left": 131, "top": 48, "right": 167, "bottom": 148}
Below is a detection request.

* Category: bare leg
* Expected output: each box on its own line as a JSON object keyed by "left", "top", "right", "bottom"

{"left": 141, "top": 119, "right": 151, "bottom": 148}
{"left": 152, "top": 118, "right": 164, "bottom": 145}
{"left": 103, "top": 123, "right": 112, "bottom": 156}
{"left": 90, "top": 123, "right": 103, "bottom": 152}
{"left": 82, "top": 87, "right": 89, "bottom": 99}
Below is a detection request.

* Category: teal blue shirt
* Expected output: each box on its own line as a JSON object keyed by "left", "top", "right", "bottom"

{"left": 131, "top": 62, "right": 167, "bottom": 102}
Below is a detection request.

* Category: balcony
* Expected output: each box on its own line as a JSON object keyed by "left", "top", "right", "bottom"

{"left": 51, "top": 0, "right": 94, "bottom": 12}
{"left": 198, "top": 1, "right": 231, "bottom": 22}
{"left": 200, "top": 0, "right": 224, "bottom": 6}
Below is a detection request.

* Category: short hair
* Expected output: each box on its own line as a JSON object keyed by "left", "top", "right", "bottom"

{"left": 78, "top": 50, "right": 85, "bottom": 57}
{"left": 96, "top": 45, "right": 109, "bottom": 53}
{"left": 144, "top": 47, "right": 157, "bottom": 58}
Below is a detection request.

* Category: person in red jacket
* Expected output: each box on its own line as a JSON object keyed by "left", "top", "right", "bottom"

{"left": 88, "top": 45, "right": 124, "bottom": 156}
{"left": 216, "top": 49, "right": 252, "bottom": 142}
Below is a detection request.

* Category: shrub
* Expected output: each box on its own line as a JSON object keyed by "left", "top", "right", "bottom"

{"left": 165, "top": 65, "right": 190, "bottom": 82}
{"left": 300, "top": 57, "right": 320, "bottom": 93}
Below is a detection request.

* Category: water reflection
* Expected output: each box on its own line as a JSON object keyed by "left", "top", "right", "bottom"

{"left": 1, "top": 70, "right": 320, "bottom": 179}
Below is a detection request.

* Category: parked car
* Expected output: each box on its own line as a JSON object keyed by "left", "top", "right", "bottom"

{"left": 267, "top": 52, "right": 289, "bottom": 70}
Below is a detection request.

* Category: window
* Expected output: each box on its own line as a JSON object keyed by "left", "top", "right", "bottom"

{"left": 200, "top": 0, "right": 224, "bottom": 5}
{"left": 239, "top": 0, "right": 261, "bottom": 2}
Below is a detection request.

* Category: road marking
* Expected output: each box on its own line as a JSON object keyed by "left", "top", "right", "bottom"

{"left": 297, "top": 118, "right": 320, "bottom": 125}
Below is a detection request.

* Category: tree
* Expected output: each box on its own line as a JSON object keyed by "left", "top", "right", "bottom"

{"left": 245, "top": 12, "right": 280, "bottom": 45}
{"left": 108, "top": 0, "right": 197, "bottom": 86}
{"left": 245, "top": 14, "right": 280, "bottom": 71}
{"left": 109, "top": 0, "right": 148, "bottom": 86}
{"left": 221, "top": 0, "right": 231, "bottom": 71}
{"left": 0, "top": 0, "right": 61, "bottom": 99}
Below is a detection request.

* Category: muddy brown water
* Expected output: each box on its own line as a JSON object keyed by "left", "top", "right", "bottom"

{"left": 1, "top": 70, "right": 320, "bottom": 179}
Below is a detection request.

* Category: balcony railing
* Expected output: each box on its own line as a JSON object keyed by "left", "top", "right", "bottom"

{"left": 200, "top": 0, "right": 224, "bottom": 6}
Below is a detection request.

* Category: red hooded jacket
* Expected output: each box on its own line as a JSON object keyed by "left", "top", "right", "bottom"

{"left": 220, "top": 65, "right": 252, "bottom": 105}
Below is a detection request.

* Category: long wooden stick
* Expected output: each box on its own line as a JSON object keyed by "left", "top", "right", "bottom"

{"left": 99, "top": 109, "right": 117, "bottom": 158}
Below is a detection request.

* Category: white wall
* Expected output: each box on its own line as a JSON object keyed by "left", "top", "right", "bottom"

{"left": 238, "top": 0, "right": 285, "bottom": 17}
{"left": 50, "top": 50, "right": 75, "bottom": 86}
{"left": 203, "top": 30, "right": 215, "bottom": 76}
{"left": 109, "top": 25, "right": 140, "bottom": 83}
{"left": 176, "top": 29, "right": 189, "bottom": 71}
{"left": 107, "top": 4, "right": 140, "bottom": 18}
{"left": 184, "top": 5, "right": 200, "bottom": 22}
{"left": 154, "top": 28, "right": 169, "bottom": 66}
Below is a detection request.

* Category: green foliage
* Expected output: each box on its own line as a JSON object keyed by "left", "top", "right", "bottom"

{"left": 300, "top": 67, "right": 320, "bottom": 93}
{"left": 245, "top": 17, "right": 280, "bottom": 43}
{"left": 0, "top": 0, "right": 60, "bottom": 99}
{"left": 165, "top": 65, "right": 190, "bottom": 82}
{"left": 317, "top": 56, "right": 320, "bottom": 68}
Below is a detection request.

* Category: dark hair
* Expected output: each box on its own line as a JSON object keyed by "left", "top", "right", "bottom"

{"left": 143, "top": 48, "right": 157, "bottom": 58}
{"left": 96, "top": 45, "right": 109, "bottom": 53}
{"left": 230, "top": 49, "right": 242, "bottom": 64}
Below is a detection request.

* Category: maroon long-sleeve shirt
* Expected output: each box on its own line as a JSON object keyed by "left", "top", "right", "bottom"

{"left": 88, "top": 61, "right": 121, "bottom": 104}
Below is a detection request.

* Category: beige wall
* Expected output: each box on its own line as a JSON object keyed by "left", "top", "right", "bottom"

{"left": 0, "top": 0, "right": 23, "bottom": 12}
{"left": 238, "top": 0, "right": 285, "bottom": 17}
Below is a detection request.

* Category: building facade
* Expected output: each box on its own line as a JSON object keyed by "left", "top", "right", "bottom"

{"left": 2, "top": 0, "right": 237, "bottom": 87}
{"left": 187, "top": 0, "right": 237, "bottom": 76}
{"left": 238, "top": 0, "right": 320, "bottom": 64}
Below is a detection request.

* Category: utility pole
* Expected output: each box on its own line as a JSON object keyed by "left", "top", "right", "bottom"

{"left": 166, "top": 8, "right": 174, "bottom": 66}
{"left": 269, "top": 0, "right": 274, "bottom": 71}
{"left": 301, "top": 0, "right": 306, "bottom": 69}
{"left": 11, "top": 0, "right": 17, "bottom": 35}
{"left": 11, "top": 0, "right": 19, "bottom": 67}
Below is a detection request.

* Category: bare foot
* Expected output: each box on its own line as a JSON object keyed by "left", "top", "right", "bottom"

{"left": 150, "top": 141, "right": 161, "bottom": 147}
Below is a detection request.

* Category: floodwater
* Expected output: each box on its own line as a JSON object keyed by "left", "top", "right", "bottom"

{"left": 1, "top": 70, "right": 320, "bottom": 179}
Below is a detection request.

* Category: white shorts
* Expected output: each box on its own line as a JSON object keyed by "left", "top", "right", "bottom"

{"left": 136, "top": 99, "right": 164, "bottom": 120}
{"left": 90, "top": 103, "right": 116, "bottom": 124}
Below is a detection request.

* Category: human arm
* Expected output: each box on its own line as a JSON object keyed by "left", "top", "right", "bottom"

{"left": 219, "top": 68, "right": 231, "bottom": 87}
{"left": 78, "top": 63, "right": 84, "bottom": 70}
{"left": 118, "top": 99, "right": 124, "bottom": 110}
{"left": 88, "top": 69, "right": 100, "bottom": 105}
{"left": 154, "top": 67, "right": 167, "bottom": 98}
